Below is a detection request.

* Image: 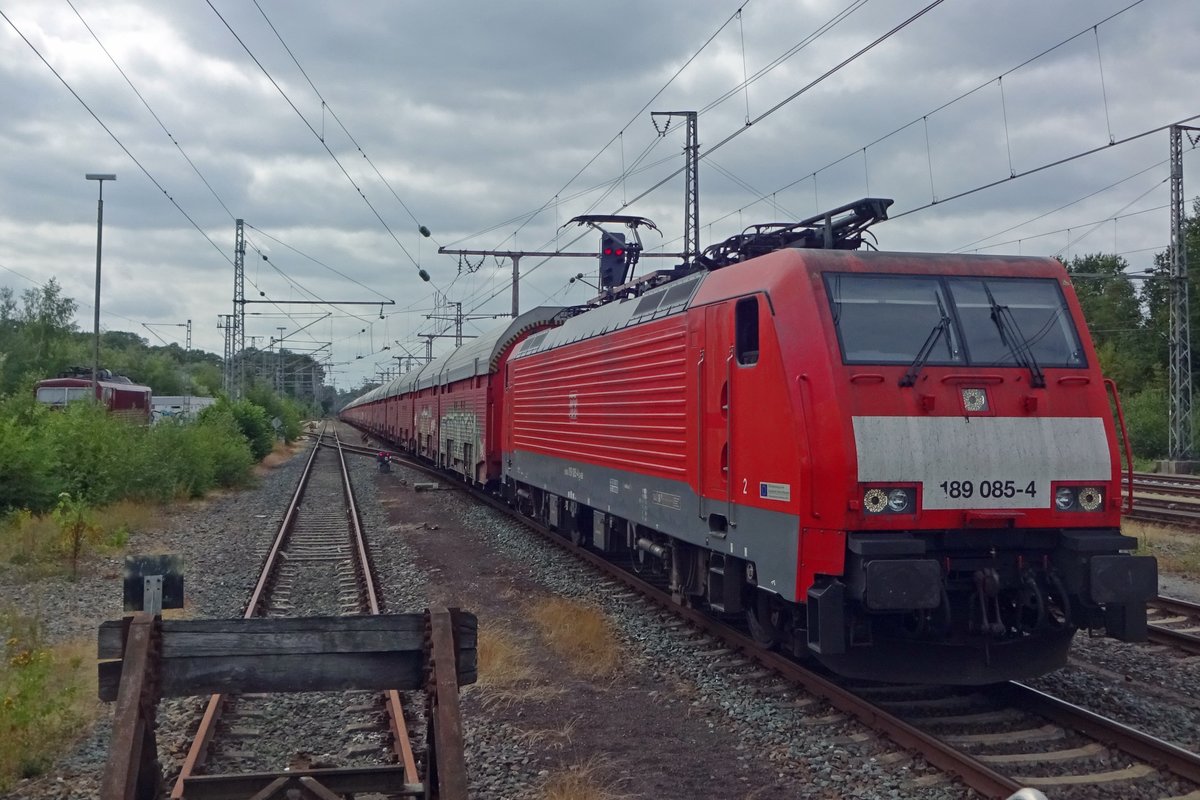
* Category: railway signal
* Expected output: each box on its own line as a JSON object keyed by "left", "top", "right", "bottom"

{"left": 599, "top": 231, "right": 627, "bottom": 288}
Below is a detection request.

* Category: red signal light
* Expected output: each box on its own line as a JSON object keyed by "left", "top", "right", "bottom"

{"left": 604, "top": 248, "right": 613, "bottom": 255}
{"left": 615, "top": 248, "right": 624, "bottom": 256}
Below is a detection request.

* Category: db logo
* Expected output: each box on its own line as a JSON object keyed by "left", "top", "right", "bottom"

{"left": 568, "top": 392, "right": 578, "bottom": 421}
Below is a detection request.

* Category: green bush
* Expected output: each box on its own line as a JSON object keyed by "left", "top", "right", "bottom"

{"left": 141, "top": 418, "right": 216, "bottom": 499}
{"left": 196, "top": 407, "right": 255, "bottom": 487}
{"left": 40, "top": 402, "right": 131, "bottom": 507}
{"left": 245, "top": 386, "right": 303, "bottom": 442}
{"left": 228, "top": 400, "right": 275, "bottom": 460}
{"left": 0, "top": 413, "right": 53, "bottom": 514}
{"left": 1123, "top": 385, "right": 1168, "bottom": 460}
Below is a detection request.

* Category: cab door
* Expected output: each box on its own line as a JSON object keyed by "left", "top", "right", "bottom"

{"left": 698, "top": 303, "right": 733, "bottom": 526}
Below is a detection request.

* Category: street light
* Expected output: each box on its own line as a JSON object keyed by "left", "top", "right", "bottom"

{"left": 85, "top": 173, "right": 116, "bottom": 398}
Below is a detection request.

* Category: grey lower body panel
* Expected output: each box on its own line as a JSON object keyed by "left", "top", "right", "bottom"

{"left": 506, "top": 449, "right": 802, "bottom": 600}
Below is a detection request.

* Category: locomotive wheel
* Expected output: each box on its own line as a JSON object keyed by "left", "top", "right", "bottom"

{"left": 746, "top": 591, "right": 782, "bottom": 648}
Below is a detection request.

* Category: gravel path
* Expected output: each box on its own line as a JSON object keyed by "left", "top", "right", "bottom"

{"left": 367, "top": 451, "right": 973, "bottom": 800}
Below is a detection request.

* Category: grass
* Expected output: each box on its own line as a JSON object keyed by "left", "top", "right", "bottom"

{"left": 1124, "top": 519, "right": 1200, "bottom": 575}
{"left": 469, "top": 623, "right": 560, "bottom": 709}
{"left": 529, "top": 597, "right": 622, "bottom": 680}
{"left": 90, "top": 500, "right": 160, "bottom": 551}
{"left": 258, "top": 441, "right": 301, "bottom": 471}
{"left": 475, "top": 625, "right": 536, "bottom": 689}
{"left": 0, "top": 499, "right": 159, "bottom": 577}
{"left": 0, "top": 614, "right": 98, "bottom": 791}
{"left": 538, "top": 758, "right": 628, "bottom": 800}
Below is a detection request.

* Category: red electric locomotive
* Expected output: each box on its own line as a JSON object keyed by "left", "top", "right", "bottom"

{"left": 35, "top": 368, "right": 152, "bottom": 424}
{"left": 343, "top": 198, "right": 1156, "bottom": 684}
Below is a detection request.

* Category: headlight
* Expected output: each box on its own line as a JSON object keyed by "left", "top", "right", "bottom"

{"left": 1078, "top": 487, "right": 1103, "bottom": 511}
{"left": 862, "top": 486, "right": 916, "bottom": 514}
{"left": 864, "top": 488, "right": 888, "bottom": 513}
{"left": 1055, "top": 487, "right": 1076, "bottom": 511}
{"left": 887, "top": 488, "right": 910, "bottom": 513}
{"left": 1054, "top": 485, "right": 1105, "bottom": 512}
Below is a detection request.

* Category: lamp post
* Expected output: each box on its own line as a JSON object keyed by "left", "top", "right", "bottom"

{"left": 85, "top": 173, "right": 116, "bottom": 398}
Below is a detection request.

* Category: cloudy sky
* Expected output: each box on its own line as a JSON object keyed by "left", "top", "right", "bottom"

{"left": 1, "top": 0, "right": 1197, "bottom": 390}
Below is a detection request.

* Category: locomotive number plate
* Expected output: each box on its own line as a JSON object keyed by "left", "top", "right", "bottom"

{"left": 937, "top": 479, "right": 1036, "bottom": 501}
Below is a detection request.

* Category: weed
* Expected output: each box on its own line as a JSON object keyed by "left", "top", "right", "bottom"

{"left": 0, "top": 613, "right": 98, "bottom": 791}
{"left": 537, "top": 758, "right": 628, "bottom": 800}
{"left": 91, "top": 500, "right": 159, "bottom": 551}
{"left": 1125, "top": 519, "right": 1200, "bottom": 575}
{"left": 475, "top": 626, "right": 536, "bottom": 689}
{"left": 51, "top": 494, "right": 98, "bottom": 580}
{"left": 516, "top": 717, "right": 579, "bottom": 751}
{"left": 469, "top": 625, "right": 563, "bottom": 709}
{"left": 529, "top": 597, "right": 622, "bottom": 679}
{"left": 0, "top": 510, "right": 59, "bottom": 568}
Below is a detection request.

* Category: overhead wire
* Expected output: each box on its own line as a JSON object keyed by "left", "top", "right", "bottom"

{"left": 205, "top": 0, "right": 432, "bottom": 283}
{"left": 696, "top": 0, "right": 1152, "bottom": 240}
{"left": 457, "top": 0, "right": 947, "bottom": 318}
{"left": 249, "top": 0, "right": 437, "bottom": 246}
{"left": 64, "top": 2, "right": 404, "bottom": 357}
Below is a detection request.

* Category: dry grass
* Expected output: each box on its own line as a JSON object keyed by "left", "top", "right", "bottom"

{"left": 0, "top": 511, "right": 59, "bottom": 571}
{"left": 529, "top": 597, "right": 622, "bottom": 679}
{"left": 258, "top": 441, "right": 301, "bottom": 471}
{"left": 0, "top": 620, "right": 99, "bottom": 790}
{"left": 0, "top": 499, "right": 158, "bottom": 578}
{"left": 1124, "top": 519, "right": 1200, "bottom": 575}
{"left": 538, "top": 758, "right": 628, "bottom": 800}
{"left": 515, "top": 717, "right": 579, "bottom": 751}
{"left": 475, "top": 626, "right": 537, "bottom": 689}
{"left": 469, "top": 625, "right": 560, "bottom": 709}
{"left": 91, "top": 500, "right": 161, "bottom": 550}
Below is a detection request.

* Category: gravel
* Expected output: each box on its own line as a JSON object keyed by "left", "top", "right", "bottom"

{"left": 391, "top": 473, "right": 974, "bottom": 800}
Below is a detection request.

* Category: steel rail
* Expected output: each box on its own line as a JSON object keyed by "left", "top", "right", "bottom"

{"left": 370, "top": 439, "right": 1024, "bottom": 799}
{"left": 1147, "top": 595, "right": 1200, "bottom": 656}
{"left": 170, "top": 424, "right": 324, "bottom": 798}
{"left": 995, "top": 682, "right": 1200, "bottom": 785}
{"left": 173, "top": 426, "right": 421, "bottom": 795}
{"left": 333, "top": 431, "right": 420, "bottom": 784}
{"left": 1151, "top": 595, "right": 1200, "bottom": 617}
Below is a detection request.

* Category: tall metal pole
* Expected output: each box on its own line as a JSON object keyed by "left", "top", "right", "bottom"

{"left": 85, "top": 173, "right": 116, "bottom": 397}
{"left": 233, "top": 220, "right": 246, "bottom": 400}
{"left": 651, "top": 111, "right": 699, "bottom": 263}
{"left": 511, "top": 255, "right": 521, "bottom": 317}
{"left": 684, "top": 111, "right": 699, "bottom": 264}
{"left": 1169, "top": 125, "right": 1194, "bottom": 462}
{"left": 218, "top": 314, "right": 233, "bottom": 395}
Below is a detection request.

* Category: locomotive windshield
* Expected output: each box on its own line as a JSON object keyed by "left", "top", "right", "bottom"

{"left": 35, "top": 386, "right": 93, "bottom": 405}
{"left": 826, "top": 273, "right": 1086, "bottom": 368}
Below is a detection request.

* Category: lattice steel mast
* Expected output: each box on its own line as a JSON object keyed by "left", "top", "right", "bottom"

{"left": 233, "top": 219, "right": 246, "bottom": 400}
{"left": 651, "top": 111, "right": 699, "bottom": 264}
{"left": 1169, "top": 125, "right": 1194, "bottom": 462}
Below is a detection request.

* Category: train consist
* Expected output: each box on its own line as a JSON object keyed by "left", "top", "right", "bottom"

{"left": 342, "top": 198, "right": 1156, "bottom": 684}
{"left": 35, "top": 367, "right": 152, "bottom": 423}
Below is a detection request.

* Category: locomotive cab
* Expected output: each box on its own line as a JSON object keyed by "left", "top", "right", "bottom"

{"left": 772, "top": 252, "right": 1158, "bottom": 682}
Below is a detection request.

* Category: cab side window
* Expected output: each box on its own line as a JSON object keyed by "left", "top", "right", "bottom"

{"left": 735, "top": 296, "right": 759, "bottom": 366}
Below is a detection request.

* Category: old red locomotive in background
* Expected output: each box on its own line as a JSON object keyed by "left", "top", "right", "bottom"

{"left": 342, "top": 199, "right": 1155, "bottom": 684}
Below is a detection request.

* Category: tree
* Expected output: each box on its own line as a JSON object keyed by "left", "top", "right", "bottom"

{"left": 1066, "top": 254, "right": 1156, "bottom": 394}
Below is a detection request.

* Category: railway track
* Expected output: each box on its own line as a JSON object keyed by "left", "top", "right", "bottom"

{"left": 344, "top": 428, "right": 1200, "bottom": 799}
{"left": 165, "top": 427, "right": 450, "bottom": 798}
{"left": 1148, "top": 595, "right": 1200, "bottom": 657}
{"left": 1126, "top": 472, "right": 1200, "bottom": 529}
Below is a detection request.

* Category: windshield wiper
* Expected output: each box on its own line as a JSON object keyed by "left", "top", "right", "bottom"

{"left": 983, "top": 283, "right": 1046, "bottom": 388}
{"left": 900, "top": 295, "right": 953, "bottom": 387}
